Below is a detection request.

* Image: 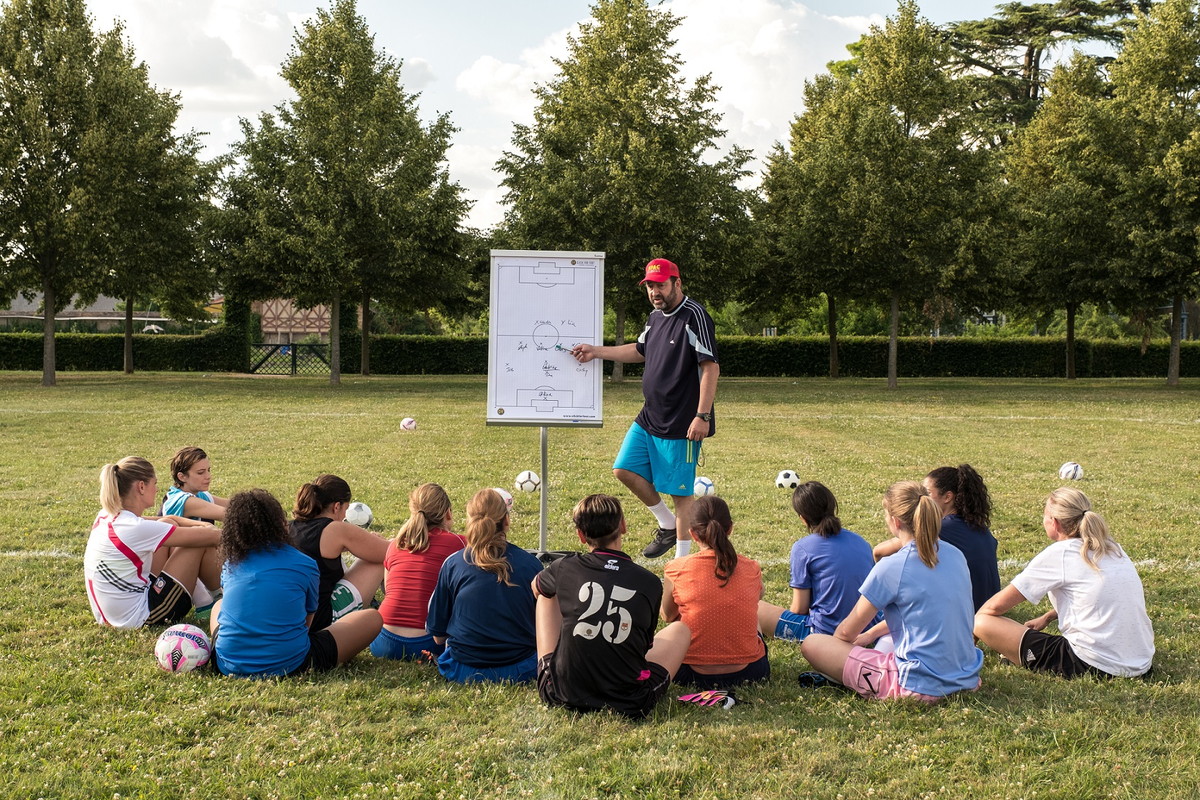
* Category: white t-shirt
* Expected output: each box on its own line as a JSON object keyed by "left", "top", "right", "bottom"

{"left": 83, "top": 510, "right": 176, "bottom": 629}
{"left": 1011, "top": 538, "right": 1154, "bottom": 677}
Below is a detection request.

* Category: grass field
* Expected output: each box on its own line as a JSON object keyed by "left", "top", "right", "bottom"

{"left": 1, "top": 372, "right": 1198, "bottom": 799}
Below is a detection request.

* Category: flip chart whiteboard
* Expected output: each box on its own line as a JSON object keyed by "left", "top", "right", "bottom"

{"left": 487, "top": 249, "right": 605, "bottom": 427}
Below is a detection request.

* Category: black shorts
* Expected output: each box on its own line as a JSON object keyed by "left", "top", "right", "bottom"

{"left": 537, "top": 653, "right": 671, "bottom": 719}
{"left": 145, "top": 571, "right": 192, "bottom": 625}
{"left": 1019, "top": 629, "right": 1114, "bottom": 680}
{"left": 674, "top": 642, "right": 771, "bottom": 690}
{"left": 211, "top": 628, "right": 339, "bottom": 676}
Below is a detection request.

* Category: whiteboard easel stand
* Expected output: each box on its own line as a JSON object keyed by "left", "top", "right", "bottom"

{"left": 539, "top": 426, "right": 549, "bottom": 552}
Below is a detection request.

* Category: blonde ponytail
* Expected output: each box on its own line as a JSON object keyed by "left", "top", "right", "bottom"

{"left": 396, "top": 483, "right": 451, "bottom": 554}
{"left": 1047, "top": 487, "right": 1122, "bottom": 570}
{"left": 98, "top": 457, "right": 156, "bottom": 516}
{"left": 464, "top": 489, "right": 512, "bottom": 585}
{"left": 884, "top": 480, "right": 940, "bottom": 568}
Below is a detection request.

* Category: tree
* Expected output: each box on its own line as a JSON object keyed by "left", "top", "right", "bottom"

{"left": 1103, "top": 0, "right": 1200, "bottom": 386}
{"left": 496, "top": 0, "right": 752, "bottom": 379}
{"left": 0, "top": 0, "right": 123, "bottom": 385}
{"left": 224, "top": 0, "right": 467, "bottom": 383}
{"left": 757, "top": 74, "right": 868, "bottom": 377}
{"left": 1006, "top": 55, "right": 1122, "bottom": 378}
{"left": 81, "top": 25, "right": 218, "bottom": 374}
{"left": 948, "top": 1, "right": 1151, "bottom": 146}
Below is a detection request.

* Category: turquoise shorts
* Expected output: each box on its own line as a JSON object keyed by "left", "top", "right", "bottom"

{"left": 613, "top": 422, "right": 699, "bottom": 497}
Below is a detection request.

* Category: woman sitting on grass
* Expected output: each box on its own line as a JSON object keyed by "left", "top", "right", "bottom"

{"left": 371, "top": 483, "right": 467, "bottom": 661}
{"left": 661, "top": 495, "right": 768, "bottom": 689}
{"left": 974, "top": 487, "right": 1154, "bottom": 679}
{"left": 802, "top": 481, "right": 983, "bottom": 702}
{"left": 161, "top": 446, "right": 228, "bottom": 523}
{"left": 211, "top": 489, "right": 381, "bottom": 678}
{"left": 84, "top": 457, "right": 221, "bottom": 629}
{"left": 426, "top": 489, "right": 543, "bottom": 683}
{"left": 757, "top": 481, "right": 876, "bottom": 644}
{"left": 873, "top": 464, "right": 999, "bottom": 613}
{"left": 289, "top": 474, "right": 389, "bottom": 631}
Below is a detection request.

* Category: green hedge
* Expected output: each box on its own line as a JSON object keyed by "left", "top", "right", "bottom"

{"left": 1, "top": 332, "right": 1196, "bottom": 378}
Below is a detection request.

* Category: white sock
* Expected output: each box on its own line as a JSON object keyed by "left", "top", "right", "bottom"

{"left": 192, "top": 581, "right": 214, "bottom": 607}
{"left": 647, "top": 501, "right": 676, "bottom": 529}
{"left": 674, "top": 539, "right": 691, "bottom": 557}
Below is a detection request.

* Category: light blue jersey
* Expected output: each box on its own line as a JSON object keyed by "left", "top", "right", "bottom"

{"left": 162, "top": 485, "right": 213, "bottom": 519}
{"left": 859, "top": 541, "right": 983, "bottom": 697}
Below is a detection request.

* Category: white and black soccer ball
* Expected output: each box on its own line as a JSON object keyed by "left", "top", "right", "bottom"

{"left": 515, "top": 470, "right": 541, "bottom": 493}
{"left": 345, "top": 501, "right": 373, "bottom": 527}
{"left": 1058, "top": 461, "right": 1084, "bottom": 481}
{"left": 693, "top": 476, "right": 716, "bottom": 496}
{"left": 776, "top": 470, "right": 800, "bottom": 490}
{"left": 400, "top": 417, "right": 417, "bottom": 431}
{"left": 491, "top": 487, "right": 514, "bottom": 510}
{"left": 155, "top": 623, "right": 211, "bottom": 674}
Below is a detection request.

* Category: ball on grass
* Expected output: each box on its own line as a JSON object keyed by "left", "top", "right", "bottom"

{"left": 400, "top": 417, "right": 417, "bottom": 431}
{"left": 345, "top": 501, "right": 373, "bottom": 527}
{"left": 155, "top": 624, "right": 211, "bottom": 674}
{"left": 514, "top": 471, "right": 540, "bottom": 493}
{"left": 693, "top": 476, "right": 716, "bottom": 496}
{"left": 776, "top": 470, "right": 800, "bottom": 490}
{"left": 1058, "top": 461, "right": 1083, "bottom": 481}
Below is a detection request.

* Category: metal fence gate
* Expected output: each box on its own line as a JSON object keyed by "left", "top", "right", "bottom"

{"left": 248, "top": 343, "right": 331, "bottom": 376}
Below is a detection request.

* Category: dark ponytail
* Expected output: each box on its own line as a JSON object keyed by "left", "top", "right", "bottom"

{"left": 689, "top": 495, "right": 738, "bottom": 586}
{"left": 293, "top": 474, "right": 352, "bottom": 521}
{"left": 927, "top": 464, "right": 991, "bottom": 530}
{"left": 792, "top": 481, "right": 841, "bottom": 537}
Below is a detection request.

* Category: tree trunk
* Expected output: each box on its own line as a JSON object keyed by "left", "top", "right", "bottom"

{"left": 1065, "top": 302, "right": 1077, "bottom": 380}
{"left": 887, "top": 290, "right": 899, "bottom": 390}
{"left": 611, "top": 299, "right": 626, "bottom": 383}
{"left": 827, "top": 293, "right": 840, "bottom": 379}
{"left": 124, "top": 297, "right": 134, "bottom": 374}
{"left": 1167, "top": 293, "right": 1182, "bottom": 387}
{"left": 360, "top": 288, "right": 371, "bottom": 376}
{"left": 329, "top": 294, "right": 341, "bottom": 386}
{"left": 41, "top": 278, "right": 56, "bottom": 387}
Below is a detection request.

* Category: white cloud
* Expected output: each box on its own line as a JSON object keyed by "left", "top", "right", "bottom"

{"left": 455, "top": 27, "right": 573, "bottom": 125}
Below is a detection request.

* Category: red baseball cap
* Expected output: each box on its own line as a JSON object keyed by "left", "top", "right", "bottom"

{"left": 640, "top": 258, "right": 680, "bottom": 284}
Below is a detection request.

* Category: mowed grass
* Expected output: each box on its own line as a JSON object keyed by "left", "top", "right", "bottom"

{"left": 1, "top": 372, "right": 1198, "bottom": 800}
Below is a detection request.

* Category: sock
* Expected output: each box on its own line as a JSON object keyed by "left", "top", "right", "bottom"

{"left": 192, "top": 581, "right": 214, "bottom": 607}
{"left": 674, "top": 539, "right": 691, "bottom": 557}
{"left": 647, "top": 501, "right": 676, "bottom": 529}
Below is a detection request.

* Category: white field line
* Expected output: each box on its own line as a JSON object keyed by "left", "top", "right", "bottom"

{"left": 0, "top": 408, "right": 370, "bottom": 418}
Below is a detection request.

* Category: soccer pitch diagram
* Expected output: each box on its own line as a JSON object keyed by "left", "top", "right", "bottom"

{"left": 487, "top": 250, "right": 604, "bottom": 427}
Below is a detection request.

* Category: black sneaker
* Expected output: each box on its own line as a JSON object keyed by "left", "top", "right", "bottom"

{"left": 643, "top": 527, "right": 677, "bottom": 558}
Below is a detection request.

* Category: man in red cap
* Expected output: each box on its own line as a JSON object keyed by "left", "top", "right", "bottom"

{"left": 570, "top": 258, "right": 720, "bottom": 558}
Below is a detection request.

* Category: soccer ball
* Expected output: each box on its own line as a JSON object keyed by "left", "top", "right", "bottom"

{"left": 776, "top": 470, "right": 800, "bottom": 489}
{"left": 515, "top": 470, "right": 540, "bottom": 493}
{"left": 345, "top": 501, "right": 373, "bottom": 527}
{"left": 693, "top": 476, "right": 716, "bottom": 496}
{"left": 400, "top": 417, "right": 417, "bottom": 431}
{"left": 155, "top": 623, "right": 211, "bottom": 673}
{"left": 491, "top": 487, "right": 514, "bottom": 510}
{"left": 1058, "top": 461, "right": 1084, "bottom": 481}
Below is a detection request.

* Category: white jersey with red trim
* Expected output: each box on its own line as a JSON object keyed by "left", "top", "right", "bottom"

{"left": 83, "top": 510, "right": 176, "bottom": 628}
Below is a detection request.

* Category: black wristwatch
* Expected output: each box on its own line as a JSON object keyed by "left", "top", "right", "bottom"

{"left": 695, "top": 411, "right": 713, "bottom": 422}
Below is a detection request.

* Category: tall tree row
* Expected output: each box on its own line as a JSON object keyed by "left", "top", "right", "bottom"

{"left": 0, "top": 0, "right": 208, "bottom": 384}
{"left": 221, "top": 0, "right": 467, "bottom": 384}
{"left": 496, "top": 0, "right": 753, "bottom": 379}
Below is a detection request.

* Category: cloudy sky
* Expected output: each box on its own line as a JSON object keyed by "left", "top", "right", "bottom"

{"left": 84, "top": 1, "right": 1011, "bottom": 229}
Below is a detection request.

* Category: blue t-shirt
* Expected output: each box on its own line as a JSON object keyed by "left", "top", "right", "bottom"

{"left": 789, "top": 528, "right": 875, "bottom": 635}
{"left": 938, "top": 514, "right": 1001, "bottom": 612}
{"left": 634, "top": 296, "right": 718, "bottom": 439}
{"left": 859, "top": 541, "right": 983, "bottom": 697}
{"left": 426, "top": 542, "right": 542, "bottom": 667}
{"left": 162, "top": 486, "right": 213, "bottom": 519}
{"left": 214, "top": 544, "right": 319, "bottom": 677}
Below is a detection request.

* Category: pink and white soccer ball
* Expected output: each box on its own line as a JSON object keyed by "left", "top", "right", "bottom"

{"left": 491, "top": 487, "right": 514, "bottom": 510}
{"left": 400, "top": 417, "right": 417, "bottom": 431}
{"left": 155, "top": 623, "right": 211, "bottom": 673}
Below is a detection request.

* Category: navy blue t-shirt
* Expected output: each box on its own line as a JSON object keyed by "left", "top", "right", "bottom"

{"left": 634, "top": 296, "right": 718, "bottom": 439}
{"left": 938, "top": 514, "right": 1001, "bottom": 612}
{"left": 426, "top": 542, "right": 542, "bottom": 667}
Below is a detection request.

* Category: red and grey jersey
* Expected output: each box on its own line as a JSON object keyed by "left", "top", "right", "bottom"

{"left": 634, "top": 296, "right": 718, "bottom": 438}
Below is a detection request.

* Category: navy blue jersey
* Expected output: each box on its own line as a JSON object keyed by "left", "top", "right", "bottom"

{"left": 634, "top": 297, "right": 718, "bottom": 439}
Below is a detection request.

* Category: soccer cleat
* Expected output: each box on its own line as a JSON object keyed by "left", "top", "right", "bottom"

{"left": 642, "top": 527, "right": 677, "bottom": 558}
{"left": 797, "top": 671, "right": 834, "bottom": 689}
